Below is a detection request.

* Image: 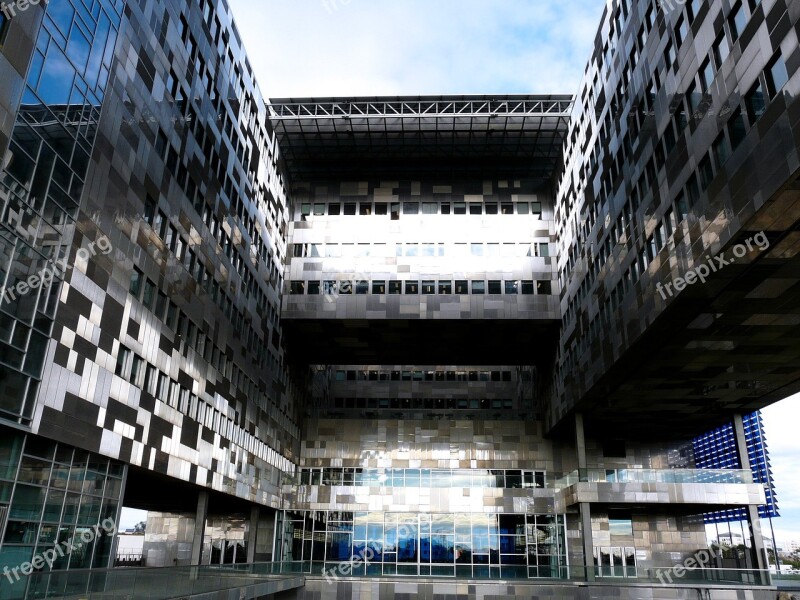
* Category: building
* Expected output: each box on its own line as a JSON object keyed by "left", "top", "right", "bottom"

{"left": 1, "top": 0, "right": 799, "bottom": 598}
{"left": 693, "top": 410, "right": 779, "bottom": 522}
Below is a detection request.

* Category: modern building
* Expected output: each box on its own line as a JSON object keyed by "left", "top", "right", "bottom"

{"left": 693, "top": 410, "right": 779, "bottom": 522}
{"left": 0, "top": 0, "right": 798, "bottom": 598}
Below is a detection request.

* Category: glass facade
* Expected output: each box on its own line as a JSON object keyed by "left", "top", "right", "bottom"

{"left": 0, "top": 431, "right": 125, "bottom": 576}
{"left": 276, "top": 511, "right": 567, "bottom": 579}
{"left": 294, "top": 468, "right": 546, "bottom": 489}
{"left": 0, "top": 0, "right": 121, "bottom": 424}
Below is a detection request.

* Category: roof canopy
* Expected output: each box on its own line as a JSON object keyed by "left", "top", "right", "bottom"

{"left": 268, "top": 95, "right": 573, "bottom": 183}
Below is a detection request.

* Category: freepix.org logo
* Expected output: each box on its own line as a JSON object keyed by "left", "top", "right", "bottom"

{"left": 2, "top": 209, "right": 113, "bottom": 306}
{"left": 2, "top": 518, "right": 116, "bottom": 583}
{"left": 0, "top": 0, "right": 49, "bottom": 20}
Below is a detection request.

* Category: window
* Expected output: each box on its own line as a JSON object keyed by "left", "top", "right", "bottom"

{"left": 388, "top": 281, "right": 402, "bottom": 294}
{"left": 699, "top": 58, "right": 714, "bottom": 91}
{"left": 674, "top": 15, "right": 687, "bottom": 47}
{"left": 537, "top": 281, "right": 552, "bottom": 295}
{"left": 404, "top": 281, "right": 419, "bottom": 294}
{"left": 727, "top": 107, "right": 746, "bottom": 149}
{"left": 712, "top": 32, "right": 729, "bottom": 68}
{"left": 115, "top": 347, "right": 131, "bottom": 377}
{"left": 314, "top": 204, "right": 326, "bottom": 216}
{"left": 359, "top": 203, "right": 371, "bottom": 216}
{"left": 505, "top": 280, "right": 519, "bottom": 295}
{"left": 609, "top": 511, "right": 634, "bottom": 537}
{"left": 403, "top": 202, "right": 419, "bottom": 215}
{"left": 308, "top": 281, "right": 321, "bottom": 295}
{"left": 422, "top": 202, "right": 437, "bottom": 214}
{"left": 438, "top": 281, "right": 452, "bottom": 294}
{"left": 698, "top": 153, "right": 714, "bottom": 189}
{"left": 129, "top": 268, "right": 143, "bottom": 299}
{"left": 455, "top": 280, "right": 469, "bottom": 294}
{"left": 521, "top": 281, "right": 534, "bottom": 295}
{"left": 372, "top": 280, "right": 386, "bottom": 294}
{"left": 355, "top": 281, "right": 369, "bottom": 295}
{"left": 374, "top": 203, "right": 387, "bottom": 215}
{"left": 471, "top": 281, "right": 485, "bottom": 295}
{"left": 728, "top": 2, "right": 746, "bottom": 42}
{"left": 328, "top": 203, "right": 341, "bottom": 216}
{"left": 488, "top": 281, "right": 502, "bottom": 295}
{"left": 469, "top": 203, "right": 482, "bottom": 215}
{"left": 712, "top": 132, "right": 730, "bottom": 167}
{"left": 766, "top": 53, "right": 789, "bottom": 99}
{"left": 663, "top": 40, "right": 675, "bottom": 67}
{"left": 421, "top": 280, "right": 435, "bottom": 294}
{"left": 343, "top": 203, "right": 357, "bottom": 215}
{"left": 745, "top": 80, "right": 766, "bottom": 123}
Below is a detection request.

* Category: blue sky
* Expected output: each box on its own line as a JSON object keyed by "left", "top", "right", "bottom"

{"left": 120, "top": 0, "right": 800, "bottom": 549}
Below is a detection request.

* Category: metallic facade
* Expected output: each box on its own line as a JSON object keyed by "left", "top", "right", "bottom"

{"left": 0, "top": 0, "right": 795, "bottom": 596}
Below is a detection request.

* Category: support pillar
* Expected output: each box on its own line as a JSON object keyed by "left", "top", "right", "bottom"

{"left": 247, "top": 505, "right": 260, "bottom": 564}
{"left": 191, "top": 490, "right": 209, "bottom": 566}
{"left": 732, "top": 414, "right": 770, "bottom": 580}
{"left": 575, "top": 413, "right": 594, "bottom": 581}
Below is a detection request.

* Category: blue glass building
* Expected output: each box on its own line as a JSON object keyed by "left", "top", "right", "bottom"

{"left": 694, "top": 412, "right": 779, "bottom": 522}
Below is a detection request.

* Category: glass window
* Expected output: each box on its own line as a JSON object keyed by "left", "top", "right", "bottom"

{"left": 537, "top": 281, "right": 552, "bottom": 295}
{"left": 403, "top": 202, "right": 419, "bottom": 215}
{"left": 727, "top": 107, "right": 747, "bottom": 149}
{"left": 521, "top": 281, "right": 534, "bottom": 295}
{"left": 471, "top": 281, "right": 485, "bottom": 295}
{"left": 488, "top": 281, "right": 502, "bottom": 295}
{"left": 766, "top": 53, "right": 789, "bottom": 98}
{"left": 388, "top": 281, "right": 402, "bottom": 294}
{"left": 359, "top": 203, "right": 372, "bottom": 215}
{"left": 372, "top": 280, "right": 386, "bottom": 294}
{"left": 698, "top": 153, "right": 714, "bottom": 189}
{"left": 469, "top": 204, "right": 482, "bottom": 215}
{"left": 328, "top": 203, "right": 341, "bottom": 216}
{"left": 404, "top": 281, "right": 419, "bottom": 295}
{"left": 505, "top": 280, "right": 519, "bottom": 295}
{"left": 713, "top": 32, "right": 729, "bottom": 68}
{"left": 729, "top": 2, "right": 746, "bottom": 41}
{"left": 699, "top": 58, "right": 714, "bottom": 91}
{"left": 374, "top": 203, "right": 387, "bottom": 215}
{"left": 355, "top": 281, "right": 369, "bottom": 295}
{"left": 289, "top": 281, "right": 305, "bottom": 295}
{"left": 516, "top": 203, "right": 529, "bottom": 215}
{"left": 313, "top": 204, "right": 326, "bottom": 216}
{"left": 343, "top": 203, "right": 357, "bottom": 215}
{"left": 438, "top": 281, "right": 452, "bottom": 294}
{"left": 129, "top": 268, "right": 143, "bottom": 299}
{"left": 609, "top": 511, "right": 633, "bottom": 536}
{"left": 308, "top": 281, "right": 321, "bottom": 295}
{"left": 421, "top": 281, "right": 435, "bottom": 294}
{"left": 712, "top": 132, "right": 730, "bottom": 168}
{"left": 422, "top": 202, "right": 437, "bottom": 214}
{"left": 455, "top": 280, "right": 469, "bottom": 294}
{"left": 453, "top": 202, "right": 466, "bottom": 215}
{"left": 745, "top": 80, "right": 766, "bottom": 123}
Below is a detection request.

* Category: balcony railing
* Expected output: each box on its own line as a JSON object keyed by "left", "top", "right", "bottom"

{"left": 553, "top": 468, "right": 754, "bottom": 489}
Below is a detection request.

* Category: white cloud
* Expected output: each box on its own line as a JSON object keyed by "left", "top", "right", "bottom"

{"left": 762, "top": 393, "right": 800, "bottom": 547}
{"left": 227, "top": 0, "right": 606, "bottom": 98}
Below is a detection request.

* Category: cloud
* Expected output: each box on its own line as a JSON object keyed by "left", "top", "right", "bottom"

{"left": 762, "top": 393, "right": 800, "bottom": 547}
{"left": 227, "top": 0, "right": 606, "bottom": 98}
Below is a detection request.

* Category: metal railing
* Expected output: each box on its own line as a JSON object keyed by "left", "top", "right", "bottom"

{"left": 553, "top": 468, "right": 754, "bottom": 488}
{"left": 0, "top": 565, "right": 303, "bottom": 600}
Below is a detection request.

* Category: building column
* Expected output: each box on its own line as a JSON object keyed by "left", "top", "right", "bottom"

{"left": 575, "top": 413, "right": 594, "bottom": 581}
{"left": 732, "top": 414, "right": 769, "bottom": 578}
{"left": 191, "top": 490, "right": 209, "bottom": 566}
{"left": 247, "top": 505, "right": 260, "bottom": 564}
